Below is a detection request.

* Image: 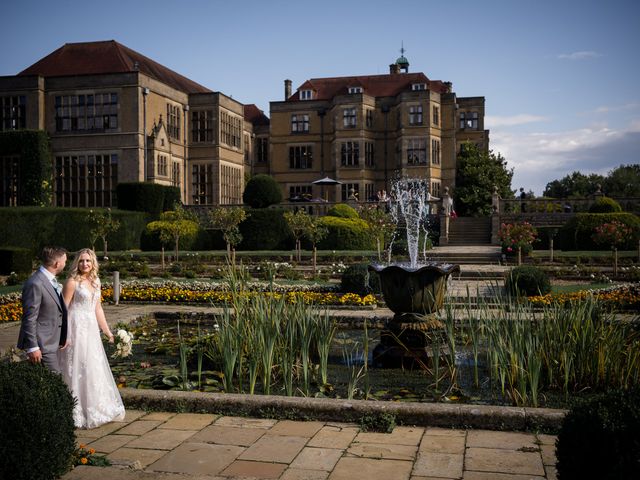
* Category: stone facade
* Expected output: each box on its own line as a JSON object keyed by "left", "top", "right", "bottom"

{"left": 269, "top": 61, "right": 489, "bottom": 203}
{"left": 0, "top": 41, "right": 264, "bottom": 207}
{"left": 0, "top": 42, "right": 488, "bottom": 208}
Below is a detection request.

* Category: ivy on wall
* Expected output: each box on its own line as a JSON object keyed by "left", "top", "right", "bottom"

{"left": 0, "top": 130, "right": 52, "bottom": 206}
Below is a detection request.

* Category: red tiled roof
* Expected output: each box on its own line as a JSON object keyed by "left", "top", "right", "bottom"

{"left": 18, "top": 40, "right": 212, "bottom": 94}
{"left": 289, "top": 72, "right": 448, "bottom": 101}
{"left": 244, "top": 104, "right": 270, "bottom": 125}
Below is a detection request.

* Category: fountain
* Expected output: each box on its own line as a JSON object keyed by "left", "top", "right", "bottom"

{"left": 369, "top": 178, "right": 460, "bottom": 367}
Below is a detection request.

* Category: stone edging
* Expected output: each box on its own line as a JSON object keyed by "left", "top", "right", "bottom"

{"left": 120, "top": 388, "right": 566, "bottom": 433}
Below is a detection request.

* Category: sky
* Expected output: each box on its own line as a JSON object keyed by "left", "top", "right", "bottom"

{"left": 2, "top": 0, "right": 639, "bottom": 196}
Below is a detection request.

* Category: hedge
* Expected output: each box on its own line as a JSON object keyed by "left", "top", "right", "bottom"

{"left": 0, "top": 207, "right": 147, "bottom": 253}
{"left": 557, "top": 212, "right": 640, "bottom": 250}
{"left": 0, "top": 247, "right": 33, "bottom": 275}
{"left": 116, "top": 183, "right": 181, "bottom": 215}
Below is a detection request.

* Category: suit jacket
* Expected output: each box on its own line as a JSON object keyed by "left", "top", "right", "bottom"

{"left": 17, "top": 269, "right": 68, "bottom": 354}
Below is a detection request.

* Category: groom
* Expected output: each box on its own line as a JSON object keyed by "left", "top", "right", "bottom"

{"left": 17, "top": 246, "right": 68, "bottom": 373}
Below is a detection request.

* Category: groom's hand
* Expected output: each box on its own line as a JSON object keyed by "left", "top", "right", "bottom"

{"left": 60, "top": 340, "right": 70, "bottom": 350}
{"left": 27, "top": 350, "right": 42, "bottom": 364}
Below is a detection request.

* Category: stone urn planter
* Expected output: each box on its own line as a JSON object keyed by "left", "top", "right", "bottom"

{"left": 369, "top": 262, "right": 460, "bottom": 367}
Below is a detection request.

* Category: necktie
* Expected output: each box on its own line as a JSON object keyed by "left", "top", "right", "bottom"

{"left": 52, "top": 278, "right": 62, "bottom": 295}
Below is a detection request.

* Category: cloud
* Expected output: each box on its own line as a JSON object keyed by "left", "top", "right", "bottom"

{"left": 557, "top": 51, "right": 602, "bottom": 60}
{"left": 485, "top": 114, "right": 549, "bottom": 128}
{"left": 491, "top": 124, "right": 640, "bottom": 195}
{"left": 593, "top": 102, "right": 640, "bottom": 114}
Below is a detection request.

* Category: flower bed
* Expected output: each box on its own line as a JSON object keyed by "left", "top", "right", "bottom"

{"left": 0, "top": 281, "right": 377, "bottom": 323}
{"left": 528, "top": 283, "right": 640, "bottom": 310}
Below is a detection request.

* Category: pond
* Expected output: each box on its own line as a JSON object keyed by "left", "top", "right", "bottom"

{"left": 107, "top": 312, "right": 530, "bottom": 407}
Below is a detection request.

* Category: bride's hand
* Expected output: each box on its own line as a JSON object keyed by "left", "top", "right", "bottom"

{"left": 107, "top": 333, "right": 115, "bottom": 344}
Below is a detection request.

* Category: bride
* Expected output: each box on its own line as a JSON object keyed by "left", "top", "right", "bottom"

{"left": 59, "top": 248, "right": 125, "bottom": 429}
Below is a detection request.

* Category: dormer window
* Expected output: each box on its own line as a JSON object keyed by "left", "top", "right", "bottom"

{"left": 300, "top": 90, "right": 313, "bottom": 100}
{"left": 411, "top": 83, "right": 427, "bottom": 91}
{"left": 348, "top": 86, "right": 363, "bottom": 94}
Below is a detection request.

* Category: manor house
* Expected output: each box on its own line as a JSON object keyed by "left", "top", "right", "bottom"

{"left": 0, "top": 41, "right": 487, "bottom": 207}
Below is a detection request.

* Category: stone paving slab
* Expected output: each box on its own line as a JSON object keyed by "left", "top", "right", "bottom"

{"left": 146, "top": 442, "right": 245, "bottom": 475}
{"left": 412, "top": 451, "right": 464, "bottom": 478}
{"left": 61, "top": 410, "right": 558, "bottom": 480}
{"left": 290, "top": 447, "right": 344, "bottom": 471}
{"left": 465, "top": 447, "right": 546, "bottom": 476}
{"left": 347, "top": 442, "right": 417, "bottom": 461}
{"left": 187, "top": 424, "right": 267, "bottom": 446}
{"left": 238, "top": 434, "right": 309, "bottom": 463}
{"left": 87, "top": 433, "right": 137, "bottom": 453}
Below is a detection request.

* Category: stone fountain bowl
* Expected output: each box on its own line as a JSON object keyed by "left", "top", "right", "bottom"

{"left": 369, "top": 262, "right": 461, "bottom": 316}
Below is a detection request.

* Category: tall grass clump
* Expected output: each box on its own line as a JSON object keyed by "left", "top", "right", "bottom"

{"left": 479, "top": 295, "right": 640, "bottom": 406}
{"left": 209, "top": 262, "right": 338, "bottom": 396}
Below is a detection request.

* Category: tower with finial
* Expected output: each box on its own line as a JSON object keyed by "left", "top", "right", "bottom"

{"left": 396, "top": 42, "right": 409, "bottom": 73}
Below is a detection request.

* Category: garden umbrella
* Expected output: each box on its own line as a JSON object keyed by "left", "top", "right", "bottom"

{"left": 312, "top": 177, "right": 342, "bottom": 201}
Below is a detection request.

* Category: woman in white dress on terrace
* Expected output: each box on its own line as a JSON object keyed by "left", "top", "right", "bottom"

{"left": 59, "top": 248, "right": 125, "bottom": 429}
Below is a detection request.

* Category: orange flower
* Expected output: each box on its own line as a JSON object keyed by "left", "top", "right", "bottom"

{"left": 80, "top": 457, "right": 88, "bottom": 464}
{"left": 79, "top": 444, "right": 86, "bottom": 449}
{"left": 89, "top": 448, "right": 96, "bottom": 455}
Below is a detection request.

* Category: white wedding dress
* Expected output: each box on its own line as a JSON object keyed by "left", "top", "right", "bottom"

{"left": 60, "top": 280, "right": 125, "bottom": 428}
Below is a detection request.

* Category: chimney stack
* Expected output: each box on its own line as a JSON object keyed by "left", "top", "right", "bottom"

{"left": 284, "top": 79, "right": 292, "bottom": 100}
{"left": 389, "top": 63, "right": 400, "bottom": 74}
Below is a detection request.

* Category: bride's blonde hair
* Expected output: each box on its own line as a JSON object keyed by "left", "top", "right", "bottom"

{"left": 70, "top": 248, "right": 100, "bottom": 286}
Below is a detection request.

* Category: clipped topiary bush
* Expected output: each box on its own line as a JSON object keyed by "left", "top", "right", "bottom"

{"left": 341, "top": 263, "right": 381, "bottom": 296}
{"left": 327, "top": 203, "right": 359, "bottom": 219}
{"left": 589, "top": 196, "right": 622, "bottom": 213}
{"left": 317, "top": 217, "right": 375, "bottom": 250}
{"left": 0, "top": 362, "right": 76, "bottom": 479}
{"left": 243, "top": 174, "right": 283, "bottom": 208}
{"left": 505, "top": 265, "right": 551, "bottom": 296}
{"left": 556, "top": 387, "right": 640, "bottom": 479}
{"left": 239, "top": 208, "right": 293, "bottom": 250}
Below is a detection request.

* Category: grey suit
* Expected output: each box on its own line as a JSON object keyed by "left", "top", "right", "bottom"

{"left": 17, "top": 269, "right": 68, "bottom": 373}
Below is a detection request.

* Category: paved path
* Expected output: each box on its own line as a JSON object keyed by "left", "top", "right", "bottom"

{"left": 63, "top": 410, "right": 558, "bottom": 480}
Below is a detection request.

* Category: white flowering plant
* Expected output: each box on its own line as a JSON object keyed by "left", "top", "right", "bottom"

{"left": 112, "top": 329, "right": 134, "bottom": 358}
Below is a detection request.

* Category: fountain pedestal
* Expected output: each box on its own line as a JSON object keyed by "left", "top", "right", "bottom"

{"left": 369, "top": 263, "right": 460, "bottom": 368}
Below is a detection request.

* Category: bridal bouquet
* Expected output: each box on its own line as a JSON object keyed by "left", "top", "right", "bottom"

{"left": 112, "top": 329, "right": 134, "bottom": 358}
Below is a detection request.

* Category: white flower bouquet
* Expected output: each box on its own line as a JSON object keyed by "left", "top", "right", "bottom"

{"left": 112, "top": 329, "right": 134, "bottom": 358}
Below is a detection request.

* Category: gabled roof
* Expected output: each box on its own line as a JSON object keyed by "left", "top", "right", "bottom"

{"left": 288, "top": 72, "right": 449, "bottom": 101}
{"left": 244, "top": 104, "right": 270, "bottom": 126}
{"left": 18, "top": 40, "right": 212, "bottom": 94}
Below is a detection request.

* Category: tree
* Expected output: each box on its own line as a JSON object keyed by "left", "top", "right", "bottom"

{"left": 455, "top": 143, "right": 513, "bottom": 216}
{"left": 602, "top": 164, "right": 640, "bottom": 197}
{"left": 86, "top": 208, "right": 120, "bottom": 258}
{"left": 543, "top": 171, "right": 605, "bottom": 198}
{"left": 302, "top": 216, "right": 328, "bottom": 274}
{"left": 284, "top": 209, "right": 312, "bottom": 262}
{"left": 592, "top": 220, "right": 633, "bottom": 276}
{"left": 146, "top": 205, "right": 198, "bottom": 263}
{"left": 207, "top": 207, "right": 248, "bottom": 263}
{"left": 359, "top": 204, "right": 396, "bottom": 261}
